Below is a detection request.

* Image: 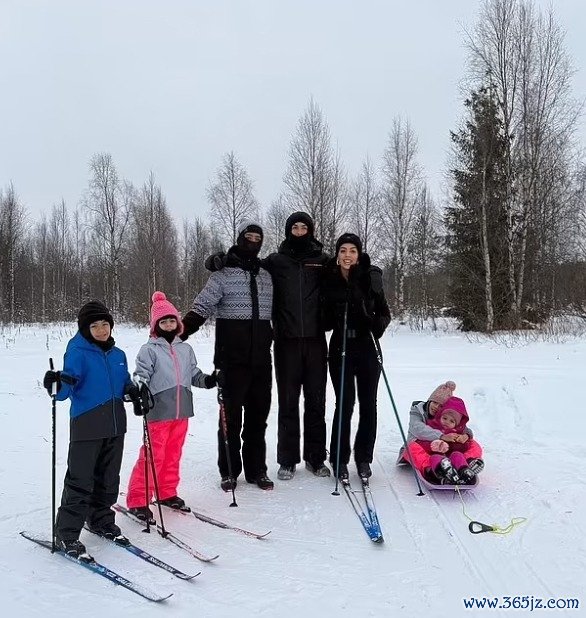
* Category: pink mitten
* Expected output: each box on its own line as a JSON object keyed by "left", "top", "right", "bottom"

{"left": 431, "top": 439, "right": 448, "bottom": 453}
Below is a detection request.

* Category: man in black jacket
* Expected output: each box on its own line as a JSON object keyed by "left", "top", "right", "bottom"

{"left": 206, "top": 212, "right": 330, "bottom": 480}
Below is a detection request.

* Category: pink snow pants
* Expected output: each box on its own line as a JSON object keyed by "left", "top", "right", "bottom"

{"left": 402, "top": 439, "right": 483, "bottom": 473}
{"left": 126, "top": 419, "right": 188, "bottom": 508}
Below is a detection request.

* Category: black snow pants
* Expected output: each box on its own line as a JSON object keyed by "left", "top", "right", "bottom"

{"left": 328, "top": 334, "right": 381, "bottom": 468}
{"left": 217, "top": 362, "right": 272, "bottom": 480}
{"left": 55, "top": 435, "right": 125, "bottom": 541}
{"left": 275, "top": 336, "right": 327, "bottom": 468}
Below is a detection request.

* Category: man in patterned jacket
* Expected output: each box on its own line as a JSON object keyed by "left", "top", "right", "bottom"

{"left": 181, "top": 222, "right": 274, "bottom": 490}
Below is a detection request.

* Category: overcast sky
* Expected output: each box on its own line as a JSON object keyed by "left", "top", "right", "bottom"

{"left": 1, "top": 0, "right": 584, "bottom": 222}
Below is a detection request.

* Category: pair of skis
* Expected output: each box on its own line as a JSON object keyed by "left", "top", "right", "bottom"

{"left": 20, "top": 531, "right": 175, "bottom": 603}
{"left": 341, "top": 477, "right": 384, "bottom": 543}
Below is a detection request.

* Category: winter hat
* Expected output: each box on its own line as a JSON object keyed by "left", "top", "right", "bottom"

{"left": 150, "top": 291, "right": 183, "bottom": 336}
{"left": 77, "top": 300, "right": 114, "bottom": 331}
{"left": 438, "top": 396, "right": 469, "bottom": 425}
{"left": 335, "top": 233, "right": 363, "bottom": 257}
{"left": 237, "top": 220, "right": 263, "bottom": 242}
{"left": 236, "top": 220, "right": 264, "bottom": 257}
{"left": 284, "top": 211, "right": 314, "bottom": 238}
{"left": 428, "top": 381, "right": 456, "bottom": 405}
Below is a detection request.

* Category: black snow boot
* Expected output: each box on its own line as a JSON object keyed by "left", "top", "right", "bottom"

{"left": 247, "top": 474, "right": 274, "bottom": 490}
{"left": 305, "top": 461, "right": 331, "bottom": 478}
{"left": 277, "top": 465, "right": 296, "bottom": 481}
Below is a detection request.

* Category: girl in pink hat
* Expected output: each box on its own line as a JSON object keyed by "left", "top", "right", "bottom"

{"left": 126, "top": 292, "right": 217, "bottom": 521}
{"left": 398, "top": 382, "right": 484, "bottom": 485}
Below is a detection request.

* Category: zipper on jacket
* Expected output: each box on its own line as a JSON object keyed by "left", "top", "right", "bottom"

{"left": 103, "top": 351, "right": 117, "bottom": 435}
{"left": 299, "top": 262, "right": 304, "bottom": 338}
{"left": 169, "top": 343, "right": 181, "bottom": 420}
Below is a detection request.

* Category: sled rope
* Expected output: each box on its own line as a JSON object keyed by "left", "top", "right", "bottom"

{"left": 454, "top": 486, "right": 527, "bottom": 535}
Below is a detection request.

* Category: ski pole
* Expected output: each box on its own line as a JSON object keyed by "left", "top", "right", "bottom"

{"left": 49, "top": 358, "right": 56, "bottom": 553}
{"left": 369, "top": 332, "right": 424, "bottom": 496}
{"left": 217, "top": 384, "right": 238, "bottom": 507}
{"left": 143, "top": 414, "right": 168, "bottom": 536}
{"left": 332, "top": 302, "right": 349, "bottom": 497}
{"left": 142, "top": 416, "right": 151, "bottom": 534}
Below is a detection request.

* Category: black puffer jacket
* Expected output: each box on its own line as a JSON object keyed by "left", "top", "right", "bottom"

{"left": 263, "top": 237, "right": 329, "bottom": 339}
{"left": 321, "top": 253, "right": 391, "bottom": 340}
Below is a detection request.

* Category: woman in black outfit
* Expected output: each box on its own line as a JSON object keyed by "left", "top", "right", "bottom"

{"left": 322, "top": 233, "right": 391, "bottom": 480}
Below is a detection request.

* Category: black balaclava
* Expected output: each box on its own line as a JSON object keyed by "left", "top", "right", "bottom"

{"left": 236, "top": 221, "right": 264, "bottom": 258}
{"left": 284, "top": 211, "right": 314, "bottom": 250}
{"left": 77, "top": 300, "right": 115, "bottom": 350}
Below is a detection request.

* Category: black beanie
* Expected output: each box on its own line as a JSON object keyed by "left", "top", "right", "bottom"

{"left": 335, "top": 233, "right": 363, "bottom": 256}
{"left": 77, "top": 300, "right": 114, "bottom": 331}
{"left": 284, "top": 211, "right": 314, "bottom": 238}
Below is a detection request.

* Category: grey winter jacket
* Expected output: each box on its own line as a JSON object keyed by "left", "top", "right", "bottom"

{"left": 397, "top": 400, "right": 473, "bottom": 462}
{"left": 192, "top": 267, "right": 273, "bottom": 321}
{"left": 134, "top": 336, "right": 209, "bottom": 422}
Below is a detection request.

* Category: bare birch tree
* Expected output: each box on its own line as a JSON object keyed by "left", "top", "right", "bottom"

{"left": 86, "top": 153, "right": 131, "bottom": 312}
{"left": 380, "top": 117, "right": 423, "bottom": 315}
{"left": 348, "top": 156, "right": 380, "bottom": 257}
{"left": 208, "top": 151, "right": 258, "bottom": 247}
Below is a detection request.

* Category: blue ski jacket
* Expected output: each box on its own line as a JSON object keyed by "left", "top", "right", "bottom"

{"left": 56, "top": 331, "right": 131, "bottom": 441}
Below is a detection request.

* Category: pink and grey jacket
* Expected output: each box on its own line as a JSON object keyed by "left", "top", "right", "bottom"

{"left": 134, "top": 336, "right": 209, "bottom": 422}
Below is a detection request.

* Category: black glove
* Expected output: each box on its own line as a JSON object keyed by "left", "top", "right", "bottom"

{"left": 203, "top": 374, "right": 216, "bottom": 389}
{"left": 205, "top": 252, "right": 227, "bottom": 272}
{"left": 180, "top": 311, "right": 206, "bottom": 341}
{"left": 371, "top": 316, "right": 386, "bottom": 339}
{"left": 131, "top": 383, "right": 153, "bottom": 417}
{"left": 124, "top": 383, "right": 141, "bottom": 403}
{"left": 43, "top": 370, "right": 61, "bottom": 396}
{"left": 214, "top": 369, "right": 226, "bottom": 388}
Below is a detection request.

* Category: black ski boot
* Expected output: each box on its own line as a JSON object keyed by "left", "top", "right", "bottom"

{"left": 459, "top": 458, "right": 484, "bottom": 484}
{"left": 220, "top": 476, "right": 237, "bottom": 492}
{"left": 356, "top": 462, "right": 372, "bottom": 479}
{"left": 434, "top": 457, "right": 460, "bottom": 484}
{"left": 88, "top": 522, "right": 129, "bottom": 546}
{"left": 128, "top": 506, "right": 155, "bottom": 524}
{"left": 157, "top": 496, "right": 191, "bottom": 512}
{"left": 55, "top": 537, "right": 93, "bottom": 562}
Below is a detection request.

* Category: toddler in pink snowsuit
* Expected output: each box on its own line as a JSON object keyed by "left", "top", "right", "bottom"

{"left": 126, "top": 292, "right": 216, "bottom": 521}
{"left": 399, "top": 381, "right": 484, "bottom": 484}
{"left": 416, "top": 396, "right": 476, "bottom": 483}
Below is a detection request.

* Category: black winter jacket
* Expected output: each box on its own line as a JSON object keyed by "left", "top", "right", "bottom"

{"left": 263, "top": 237, "right": 329, "bottom": 339}
{"left": 321, "top": 253, "right": 391, "bottom": 341}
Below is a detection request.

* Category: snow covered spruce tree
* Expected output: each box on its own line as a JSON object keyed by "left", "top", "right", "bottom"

{"left": 465, "top": 0, "right": 582, "bottom": 326}
{"left": 447, "top": 86, "right": 510, "bottom": 332}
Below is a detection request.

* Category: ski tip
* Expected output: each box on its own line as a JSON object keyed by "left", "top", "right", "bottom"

{"left": 179, "top": 572, "right": 201, "bottom": 581}
{"left": 154, "top": 593, "right": 174, "bottom": 603}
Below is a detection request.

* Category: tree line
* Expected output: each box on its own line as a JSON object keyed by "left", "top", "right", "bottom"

{"left": 1, "top": 0, "right": 585, "bottom": 332}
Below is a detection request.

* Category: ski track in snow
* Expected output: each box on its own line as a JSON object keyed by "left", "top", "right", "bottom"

{"left": 1, "top": 325, "right": 585, "bottom": 617}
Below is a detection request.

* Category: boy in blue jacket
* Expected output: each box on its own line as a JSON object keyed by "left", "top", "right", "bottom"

{"left": 43, "top": 301, "right": 138, "bottom": 559}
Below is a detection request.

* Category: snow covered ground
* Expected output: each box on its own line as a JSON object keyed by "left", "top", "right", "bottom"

{"left": 1, "top": 323, "right": 584, "bottom": 617}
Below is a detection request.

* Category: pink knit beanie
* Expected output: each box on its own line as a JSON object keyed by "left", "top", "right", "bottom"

{"left": 428, "top": 381, "right": 456, "bottom": 405}
{"left": 150, "top": 291, "right": 183, "bottom": 336}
